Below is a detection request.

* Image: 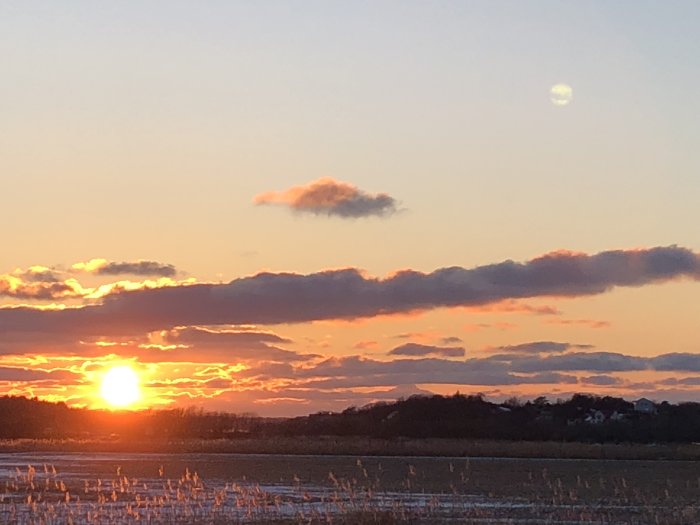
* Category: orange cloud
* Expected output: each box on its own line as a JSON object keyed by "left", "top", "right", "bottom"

{"left": 463, "top": 322, "right": 516, "bottom": 332}
{"left": 0, "top": 261, "right": 188, "bottom": 304}
{"left": 254, "top": 177, "right": 398, "bottom": 218}
{"left": 546, "top": 319, "right": 611, "bottom": 329}
{"left": 354, "top": 340, "right": 379, "bottom": 350}
{"left": 0, "top": 274, "right": 86, "bottom": 301}
{"left": 458, "top": 299, "right": 561, "bottom": 316}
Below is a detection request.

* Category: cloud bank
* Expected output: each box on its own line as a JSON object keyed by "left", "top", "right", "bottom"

{"left": 0, "top": 245, "right": 698, "bottom": 337}
{"left": 243, "top": 351, "right": 700, "bottom": 392}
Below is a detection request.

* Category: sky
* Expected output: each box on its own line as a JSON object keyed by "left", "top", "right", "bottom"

{"left": 1, "top": 1, "right": 699, "bottom": 416}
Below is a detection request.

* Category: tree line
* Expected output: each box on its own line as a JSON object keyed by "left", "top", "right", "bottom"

{"left": 2, "top": 393, "right": 700, "bottom": 443}
{"left": 0, "top": 396, "right": 257, "bottom": 440}
{"left": 270, "top": 393, "right": 700, "bottom": 443}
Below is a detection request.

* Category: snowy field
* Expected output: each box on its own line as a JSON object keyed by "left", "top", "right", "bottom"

{"left": 0, "top": 452, "right": 697, "bottom": 524}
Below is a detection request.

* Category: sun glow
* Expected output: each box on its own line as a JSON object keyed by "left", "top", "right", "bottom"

{"left": 99, "top": 365, "right": 141, "bottom": 408}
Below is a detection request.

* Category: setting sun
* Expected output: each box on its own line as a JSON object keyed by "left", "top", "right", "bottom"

{"left": 100, "top": 366, "right": 141, "bottom": 408}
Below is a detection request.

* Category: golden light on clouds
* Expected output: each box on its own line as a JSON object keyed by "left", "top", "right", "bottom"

{"left": 550, "top": 83, "right": 573, "bottom": 106}
{"left": 71, "top": 258, "right": 110, "bottom": 273}
{"left": 1, "top": 244, "right": 699, "bottom": 415}
{"left": 99, "top": 365, "right": 141, "bottom": 409}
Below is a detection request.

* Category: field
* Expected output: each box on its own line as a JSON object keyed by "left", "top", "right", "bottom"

{"left": 3, "top": 437, "right": 700, "bottom": 460}
{"left": 0, "top": 452, "right": 698, "bottom": 524}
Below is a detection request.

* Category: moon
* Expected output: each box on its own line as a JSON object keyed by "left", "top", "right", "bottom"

{"left": 550, "top": 83, "right": 573, "bottom": 106}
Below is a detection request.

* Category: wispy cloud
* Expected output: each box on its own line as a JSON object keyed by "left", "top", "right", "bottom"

{"left": 492, "top": 341, "right": 594, "bottom": 354}
{"left": 241, "top": 350, "right": 700, "bottom": 393}
{"left": 507, "top": 352, "right": 647, "bottom": 373}
{"left": 158, "top": 327, "right": 313, "bottom": 362}
{"left": 546, "top": 318, "right": 611, "bottom": 329}
{"left": 461, "top": 300, "right": 561, "bottom": 316}
{"left": 353, "top": 340, "right": 379, "bottom": 350}
{"left": 64, "top": 327, "right": 315, "bottom": 364}
{"left": 582, "top": 375, "right": 623, "bottom": 386}
{"left": 389, "top": 342, "right": 465, "bottom": 358}
{"left": 0, "top": 366, "right": 80, "bottom": 382}
{"left": 289, "top": 356, "right": 578, "bottom": 389}
{"left": 254, "top": 177, "right": 399, "bottom": 218}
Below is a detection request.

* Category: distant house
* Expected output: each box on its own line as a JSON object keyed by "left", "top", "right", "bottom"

{"left": 385, "top": 410, "right": 399, "bottom": 421}
{"left": 585, "top": 410, "right": 605, "bottom": 425}
{"left": 634, "top": 398, "right": 657, "bottom": 414}
{"left": 535, "top": 409, "right": 553, "bottom": 422}
{"left": 610, "top": 411, "right": 626, "bottom": 422}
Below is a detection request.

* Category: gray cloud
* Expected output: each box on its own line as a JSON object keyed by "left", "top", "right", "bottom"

{"left": 660, "top": 376, "right": 700, "bottom": 386}
{"left": 99, "top": 261, "right": 176, "bottom": 277}
{"left": 0, "top": 246, "right": 698, "bottom": 345}
{"left": 289, "top": 356, "right": 579, "bottom": 389}
{"left": 0, "top": 367, "right": 80, "bottom": 382}
{"left": 489, "top": 351, "right": 700, "bottom": 374}
{"left": 97, "top": 244, "right": 700, "bottom": 329}
{"left": 166, "top": 327, "right": 292, "bottom": 346}
{"left": 238, "top": 349, "right": 700, "bottom": 392}
{"left": 495, "top": 341, "right": 594, "bottom": 354}
{"left": 159, "top": 327, "right": 312, "bottom": 362}
{"left": 74, "top": 259, "right": 177, "bottom": 277}
{"left": 389, "top": 343, "right": 465, "bottom": 358}
{"left": 20, "top": 268, "right": 62, "bottom": 283}
{"left": 237, "top": 361, "right": 297, "bottom": 380}
{"left": 516, "top": 372, "right": 579, "bottom": 384}
{"left": 254, "top": 178, "right": 398, "bottom": 218}
{"left": 205, "top": 384, "right": 433, "bottom": 416}
{"left": 581, "top": 375, "right": 624, "bottom": 386}
{"left": 649, "top": 353, "right": 700, "bottom": 372}
{"left": 511, "top": 352, "right": 648, "bottom": 373}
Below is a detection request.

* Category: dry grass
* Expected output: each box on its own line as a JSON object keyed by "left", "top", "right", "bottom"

{"left": 1, "top": 436, "right": 700, "bottom": 460}
{"left": 0, "top": 454, "right": 698, "bottom": 524}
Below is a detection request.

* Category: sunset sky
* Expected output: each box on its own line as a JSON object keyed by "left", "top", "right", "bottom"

{"left": 1, "top": 1, "right": 699, "bottom": 416}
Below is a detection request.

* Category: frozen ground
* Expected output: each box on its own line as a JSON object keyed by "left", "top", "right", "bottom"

{"left": 0, "top": 452, "right": 697, "bottom": 523}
